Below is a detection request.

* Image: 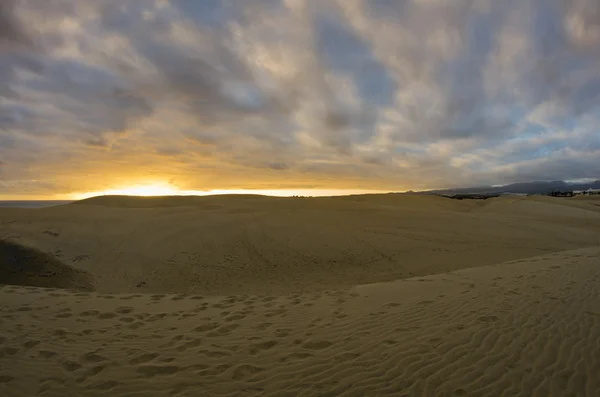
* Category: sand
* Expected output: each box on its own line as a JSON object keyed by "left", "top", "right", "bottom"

{"left": 1, "top": 194, "right": 600, "bottom": 295}
{"left": 1, "top": 194, "right": 600, "bottom": 396}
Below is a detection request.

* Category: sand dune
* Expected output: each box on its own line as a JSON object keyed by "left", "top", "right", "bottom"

{"left": 1, "top": 247, "right": 600, "bottom": 396}
{"left": 2, "top": 194, "right": 600, "bottom": 396}
{"left": 1, "top": 194, "right": 600, "bottom": 295}
{"left": 0, "top": 240, "right": 94, "bottom": 292}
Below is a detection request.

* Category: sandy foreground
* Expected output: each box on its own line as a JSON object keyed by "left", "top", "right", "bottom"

{"left": 1, "top": 194, "right": 600, "bottom": 396}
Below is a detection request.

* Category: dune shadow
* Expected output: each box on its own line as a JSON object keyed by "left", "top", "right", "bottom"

{"left": 0, "top": 240, "right": 94, "bottom": 291}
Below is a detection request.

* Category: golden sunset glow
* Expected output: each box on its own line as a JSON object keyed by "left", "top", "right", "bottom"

{"left": 70, "top": 182, "right": 388, "bottom": 200}
{"left": 72, "top": 183, "right": 182, "bottom": 200}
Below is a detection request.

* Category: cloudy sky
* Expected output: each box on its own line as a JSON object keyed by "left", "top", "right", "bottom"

{"left": 0, "top": 0, "right": 599, "bottom": 198}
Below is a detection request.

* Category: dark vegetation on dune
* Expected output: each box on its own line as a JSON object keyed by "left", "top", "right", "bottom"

{"left": 0, "top": 240, "right": 94, "bottom": 291}
{"left": 444, "top": 194, "right": 501, "bottom": 200}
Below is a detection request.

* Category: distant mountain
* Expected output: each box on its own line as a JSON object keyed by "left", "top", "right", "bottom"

{"left": 411, "top": 180, "right": 600, "bottom": 196}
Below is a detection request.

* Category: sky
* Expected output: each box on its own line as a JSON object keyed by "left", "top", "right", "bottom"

{"left": 0, "top": 0, "right": 599, "bottom": 199}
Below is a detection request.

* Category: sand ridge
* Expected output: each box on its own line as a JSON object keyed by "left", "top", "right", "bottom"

{"left": 1, "top": 194, "right": 600, "bottom": 295}
{"left": 1, "top": 247, "right": 600, "bottom": 396}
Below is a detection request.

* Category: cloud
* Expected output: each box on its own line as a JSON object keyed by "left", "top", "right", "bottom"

{"left": 0, "top": 0, "right": 32, "bottom": 49}
{"left": 0, "top": 0, "right": 599, "bottom": 197}
{"left": 564, "top": 0, "right": 600, "bottom": 48}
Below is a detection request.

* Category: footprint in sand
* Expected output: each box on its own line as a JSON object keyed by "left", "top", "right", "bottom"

{"left": 225, "top": 313, "right": 246, "bottom": 322}
{"left": 128, "top": 321, "right": 145, "bottom": 330}
{"left": 0, "top": 347, "right": 18, "bottom": 357}
{"left": 279, "top": 352, "right": 314, "bottom": 362}
{"left": 333, "top": 352, "right": 360, "bottom": 361}
{"left": 0, "top": 375, "right": 15, "bottom": 384}
{"left": 202, "top": 363, "right": 233, "bottom": 376}
{"left": 85, "top": 380, "right": 121, "bottom": 391}
{"left": 194, "top": 323, "right": 219, "bottom": 333}
{"left": 76, "top": 364, "right": 110, "bottom": 384}
{"left": 38, "top": 350, "right": 57, "bottom": 359}
{"left": 23, "top": 340, "right": 40, "bottom": 349}
{"left": 264, "top": 309, "right": 285, "bottom": 318}
{"left": 79, "top": 310, "right": 100, "bottom": 317}
{"left": 275, "top": 328, "right": 292, "bottom": 338}
{"left": 177, "top": 339, "right": 203, "bottom": 352}
{"left": 255, "top": 322, "right": 273, "bottom": 331}
{"left": 231, "top": 364, "right": 264, "bottom": 380}
{"left": 84, "top": 363, "right": 109, "bottom": 378}
{"left": 119, "top": 294, "right": 143, "bottom": 300}
{"left": 97, "top": 312, "right": 117, "bottom": 320}
{"left": 61, "top": 360, "right": 83, "bottom": 372}
{"left": 206, "top": 324, "right": 240, "bottom": 337}
{"left": 81, "top": 352, "right": 107, "bottom": 363}
{"left": 302, "top": 340, "right": 333, "bottom": 350}
{"left": 186, "top": 364, "right": 210, "bottom": 372}
{"left": 148, "top": 313, "right": 168, "bottom": 321}
{"left": 198, "top": 349, "right": 231, "bottom": 358}
{"left": 129, "top": 353, "right": 160, "bottom": 365}
{"left": 248, "top": 340, "right": 278, "bottom": 355}
{"left": 136, "top": 365, "right": 181, "bottom": 377}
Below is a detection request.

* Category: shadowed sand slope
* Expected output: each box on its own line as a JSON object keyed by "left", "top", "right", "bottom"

{"left": 0, "top": 240, "right": 94, "bottom": 291}
{"left": 1, "top": 194, "right": 600, "bottom": 294}
{"left": 1, "top": 247, "right": 599, "bottom": 397}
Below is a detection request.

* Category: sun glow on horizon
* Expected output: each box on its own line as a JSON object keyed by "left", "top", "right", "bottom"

{"left": 72, "top": 183, "right": 184, "bottom": 199}
{"left": 69, "top": 182, "right": 392, "bottom": 200}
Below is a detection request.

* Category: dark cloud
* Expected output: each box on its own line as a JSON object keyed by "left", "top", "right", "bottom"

{"left": 0, "top": 104, "right": 33, "bottom": 129}
{"left": 0, "top": 0, "right": 31, "bottom": 48}
{"left": 495, "top": 153, "right": 600, "bottom": 184}
{"left": 13, "top": 58, "right": 154, "bottom": 145}
{"left": 267, "top": 162, "right": 289, "bottom": 171}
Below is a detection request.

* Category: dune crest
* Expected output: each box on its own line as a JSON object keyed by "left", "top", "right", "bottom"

{"left": 1, "top": 194, "right": 600, "bottom": 295}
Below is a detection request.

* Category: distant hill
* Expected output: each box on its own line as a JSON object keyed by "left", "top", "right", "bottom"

{"left": 410, "top": 180, "right": 600, "bottom": 196}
